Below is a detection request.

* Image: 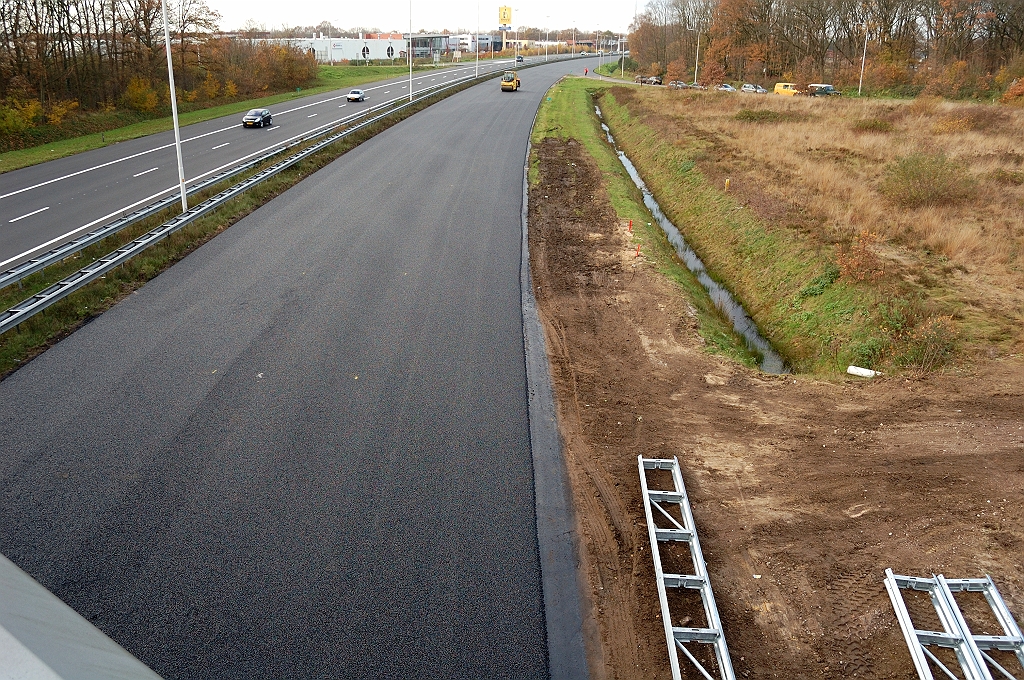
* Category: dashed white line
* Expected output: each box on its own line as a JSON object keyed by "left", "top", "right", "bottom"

{"left": 384, "top": 91, "right": 390, "bottom": 94}
{"left": 133, "top": 167, "right": 159, "bottom": 177}
{"left": 9, "top": 206, "right": 49, "bottom": 223}
{"left": 211, "top": 142, "right": 230, "bottom": 150}
{"left": 308, "top": 113, "right": 318, "bottom": 118}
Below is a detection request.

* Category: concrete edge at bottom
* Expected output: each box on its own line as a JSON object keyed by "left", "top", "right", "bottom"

{"left": 520, "top": 130, "right": 591, "bottom": 680}
{"left": 0, "top": 552, "right": 162, "bottom": 680}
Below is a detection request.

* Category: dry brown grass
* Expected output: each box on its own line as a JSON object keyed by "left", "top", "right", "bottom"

{"left": 624, "top": 88, "right": 1024, "bottom": 356}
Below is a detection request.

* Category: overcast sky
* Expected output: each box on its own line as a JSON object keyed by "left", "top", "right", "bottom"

{"left": 214, "top": 0, "right": 637, "bottom": 35}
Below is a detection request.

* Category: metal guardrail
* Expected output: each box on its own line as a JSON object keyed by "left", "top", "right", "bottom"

{"left": 0, "top": 68, "right": 515, "bottom": 336}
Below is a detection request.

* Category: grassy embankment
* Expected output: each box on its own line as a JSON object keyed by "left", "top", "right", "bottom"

{"left": 532, "top": 77, "right": 761, "bottom": 367}
{"left": 0, "top": 64, "right": 439, "bottom": 174}
{"left": 595, "top": 87, "right": 1024, "bottom": 373}
{"left": 0, "top": 79, "right": 482, "bottom": 379}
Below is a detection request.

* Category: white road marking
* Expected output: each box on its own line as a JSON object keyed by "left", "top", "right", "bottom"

{"left": 384, "top": 91, "right": 390, "bottom": 94}
{"left": 8, "top": 206, "right": 49, "bottom": 223}
{"left": 211, "top": 142, "right": 230, "bottom": 150}
{"left": 0, "top": 91, "right": 370, "bottom": 201}
{"left": 0, "top": 125, "right": 237, "bottom": 201}
{"left": 339, "top": 104, "right": 346, "bottom": 107}
{"left": 133, "top": 167, "right": 159, "bottom": 177}
{"left": 308, "top": 113, "right": 318, "bottom": 117}
{"left": 0, "top": 103, "right": 383, "bottom": 269}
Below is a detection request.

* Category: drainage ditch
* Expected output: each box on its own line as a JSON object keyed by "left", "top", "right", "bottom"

{"left": 595, "top": 104, "right": 788, "bottom": 374}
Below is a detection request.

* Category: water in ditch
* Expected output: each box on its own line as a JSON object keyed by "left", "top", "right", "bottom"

{"left": 594, "top": 105, "right": 788, "bottom": 374}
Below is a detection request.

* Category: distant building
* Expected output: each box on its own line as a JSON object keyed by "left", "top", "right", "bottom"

{"left": 268, "top": 36, "right": 407, "bottom": 62}
{"left": 450, "top": 33, "right": 496, "bottom": 54}
{"left": 263, "top": 32, "right": 499, "bottom": 63}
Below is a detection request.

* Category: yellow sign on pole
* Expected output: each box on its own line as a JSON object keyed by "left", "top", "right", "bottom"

{"left": 498, "top": 6, "right": 512, "bottom": 26}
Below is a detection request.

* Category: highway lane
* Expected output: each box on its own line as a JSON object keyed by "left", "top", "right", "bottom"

{"left": 0, "top": 58, "right": 523, "bottom": 270}
{"left": 0, "top": 56, "right": 599, "bottom": 678}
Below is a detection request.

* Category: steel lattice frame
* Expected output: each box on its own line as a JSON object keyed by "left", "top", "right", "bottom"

{"left": 638, "top": 456, "right": 736, "bottom": 680}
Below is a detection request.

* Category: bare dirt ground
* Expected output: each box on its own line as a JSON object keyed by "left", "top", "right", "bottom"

{"left": 528, "top": 136, "right": 1024, "bottom": 679}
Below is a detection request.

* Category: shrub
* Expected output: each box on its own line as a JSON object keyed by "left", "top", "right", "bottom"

{"left": 123, "top": 77, "right": 158, "bottom": 112}
{"left": 799, "top": 263, "right": 840, "bottom": 297}
{"left": 0, "top": 102, "right": 33, "bottom": 134}
{"left": 698, "top": 60, "right": 726, "bottom": 87}
{"left": 899, "top": 315, "right": 958, "bottom": 369}
{"left": 990, "top": 168, "right": 1024, "bottom": 185}
{"left": 852, "top": 118, "right": 893, "bottom": 132}
{"left": 200, "top": 72, "right": 220, "bottom": 100}
{"left": 46, "top": 99, "right": 79, "bottom": 125}
{"left": 850, "top": 336, "right": 887, "bottom": 368}
{"left": 223, "top": 79, "right": 238, "bottom": 98}
{"left": 1001, "top": 78, "right": 1024, "bottom": 105}
{"left": 735, "top": 109, "right": 782, "bottom": 123}
{"left": 932, "top": 116, "right": 973, "bottom": 133}
{"left": 879, "top": 297, "right": 921, "bottom": 342}
{"left": 837, "top": 231, "right": 885, "bottom": 281}
{"left": 879, "top": 153, "right": 976, "bottom": 208}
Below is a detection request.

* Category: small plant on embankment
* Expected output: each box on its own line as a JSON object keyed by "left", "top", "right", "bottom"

{"left": 589, "top": 85, "right": 1024, "bottom": 373}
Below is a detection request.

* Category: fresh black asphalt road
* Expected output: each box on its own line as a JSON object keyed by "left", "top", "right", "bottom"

{"left": 0, "top": 57, "right": 599, "bottom": 677}
{"left": 0, "top": 59, "right": 521, "bottom": 270}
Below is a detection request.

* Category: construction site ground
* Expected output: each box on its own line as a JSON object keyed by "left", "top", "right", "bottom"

{"left": 528, "top": 135, "right": 1024, "bottom": 679}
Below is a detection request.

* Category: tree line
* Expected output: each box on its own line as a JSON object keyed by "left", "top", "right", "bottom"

{"left": 0, "top": 0, "right": 317, "bottom": 144}
{"left": 629, "top": 0, "right": 1024, "bottom": 97}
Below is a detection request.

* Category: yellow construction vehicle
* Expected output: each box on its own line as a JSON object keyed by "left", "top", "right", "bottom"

{"left": 501, "top": 70, "right": 520, "bottom": 92}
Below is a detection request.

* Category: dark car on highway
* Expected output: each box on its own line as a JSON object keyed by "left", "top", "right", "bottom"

{"left": 516, "top": 55, "right": 524, "bottom": 63}
{"left": 242, "top": 108, "right": 272, "bottom": 128}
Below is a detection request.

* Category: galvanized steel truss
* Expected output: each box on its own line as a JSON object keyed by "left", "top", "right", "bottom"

{"left": 885, "top": 568, "right": 1024, "bottom": 680}
{"left": 638, "top": 456, "right": 735, "bottom": 680}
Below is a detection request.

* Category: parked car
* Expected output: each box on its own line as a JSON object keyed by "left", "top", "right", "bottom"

{"left": 716, "top": 83, "right": 737, "bottom": 92}
{"left": 347, "top": 89, "right": 366, "bottom": 102}
{"left": 773, "top": 82, "right": 801, "bottom": 96}
{"left": 667, "top": 80, "right": 687, "bottom": 89}
{"left": 242, "top": 108, "right": 272, "bottom": 128}
{"left": 688, "top": 82, "right": 707, "bottom": 90}
{"left": 645, "top": 75, "right": 663, "bottom": 85}
{"left": 741, "top": 83, "right": 768, "bottom": 94}
{"left": 808, "top": 83, "right": 841, "bottom": 96}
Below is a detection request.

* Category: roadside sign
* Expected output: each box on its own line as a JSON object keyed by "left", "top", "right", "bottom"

{"left": 499, "top": 6, "right": 512, "bottom": 26}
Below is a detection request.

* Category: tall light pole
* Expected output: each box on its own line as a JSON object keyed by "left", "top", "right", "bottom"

{"left": 545, "top": 17, "right": 549, "bottom": 61}
{"left": 858, "top": 22, "right": 869, "bottom": 96}
{"left": 160, "top": 0, "right": 187, "bottom": 212}
{"left": 408, "top": 0, "right": 413, "bottom": 102}
{"left": 693, "top": 29, "right": 701, "bottom": 85}
{"left": 476, "top": 2, "right": 480, "bottom": 77}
